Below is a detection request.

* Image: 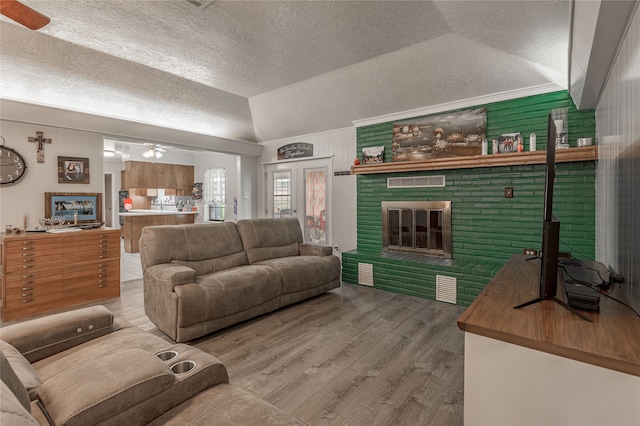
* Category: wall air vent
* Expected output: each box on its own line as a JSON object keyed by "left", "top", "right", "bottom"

{"left": 436, "top": 275, "right": 457, "bottom": 304}
{"left": 358, "top": 263, "right": 374, "bottom": 286}
{"left": 185, "top": 0, "right": 215, "bottom": 9}
{"left": 387, "top": 175, "right": 445, "bottom": 188}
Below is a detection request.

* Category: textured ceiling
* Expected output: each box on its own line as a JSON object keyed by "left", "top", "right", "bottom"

{"left": 0, "top": 0, "right": 571, "bottom": 146}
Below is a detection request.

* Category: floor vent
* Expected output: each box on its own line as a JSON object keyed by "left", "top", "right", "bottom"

{"left": 358, "top": 263, "right": 374, "bottom": 286}
{"left": 387, "top": 175, "right": 445, "bottom": 188}
{"left": 436, "top": 275, "right": 457, "bottom": 304}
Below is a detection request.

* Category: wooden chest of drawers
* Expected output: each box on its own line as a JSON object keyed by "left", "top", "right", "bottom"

{"left": 1, "top": 228, "right": 120, "bottom": 321}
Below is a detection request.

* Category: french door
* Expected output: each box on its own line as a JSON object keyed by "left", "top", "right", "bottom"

{"left": 265, "top": 158, "right": 331, "bottom": 245}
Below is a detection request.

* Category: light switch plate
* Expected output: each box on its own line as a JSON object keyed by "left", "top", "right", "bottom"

{"left": 505, "top": 187, "right": 514, "bottom": 198}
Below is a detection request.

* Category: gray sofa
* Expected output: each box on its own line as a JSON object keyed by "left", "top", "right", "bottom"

{"left": 139, "top": 217, "right": 341, "bottom": 342}
{"left": 0, "top": 305, "right": 303, "bottom": 425}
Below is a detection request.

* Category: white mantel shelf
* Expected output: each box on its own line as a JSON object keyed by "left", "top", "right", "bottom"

{"left": 351, "top": 146, "right": 598, "bottom": 175}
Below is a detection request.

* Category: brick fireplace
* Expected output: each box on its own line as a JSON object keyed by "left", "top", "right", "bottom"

{"left": 341, "top": 90, "right": 597, "bottom": 307}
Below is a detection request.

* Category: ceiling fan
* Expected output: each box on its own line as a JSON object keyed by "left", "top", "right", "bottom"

{"left": 142, "top": 144, "right": 168, "bottom": 159}
{"left": 0, "top": 0, "right": 50, "bottom": 30}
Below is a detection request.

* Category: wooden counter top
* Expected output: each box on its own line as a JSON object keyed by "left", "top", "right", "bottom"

{"left": 458, "top": 254, "right": 640, "bottom": 377}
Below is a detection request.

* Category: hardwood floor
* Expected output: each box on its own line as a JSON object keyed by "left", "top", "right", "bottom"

{"left": 7, "top": 279, "right": 467, "bottom": 425}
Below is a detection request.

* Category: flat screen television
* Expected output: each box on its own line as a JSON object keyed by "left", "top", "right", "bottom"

{"left": 515, "top": 114, "right": 589, "bottom": 321}
{"left": 539, "top": 113, "right": 560, "bottom": 300}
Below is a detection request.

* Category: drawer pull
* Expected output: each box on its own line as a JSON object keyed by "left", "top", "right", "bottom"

{"left": 22, "top": 253, "right": 35, "bottom": 257}
{"left": 99, "top": 274, "right": 109, "bottom": 278}
{"left": 21, "top": 284, "right": 34, "bottom": 289}
{"left": 21, "top": 298, "right": 34, "bottom": 303}
{"left": 21, "top": 241, "right": 34, "bottom": 245}
{"left": 98, "top": 284, "right": 108, "bottom": 288}
{"left": 21, "top": 259, "right": 35, "bottom": 263}
{"left": 21, "top": 286, "right": 34, "bottom": 291}
{"left": 21, "top": 247, "right": 35, "bottom": 251}
{"left": 21, "top": 275, "right": 34, "bottom": 279}
{"left": 22, "top": 265, "right": 34, "bottom": 269}
{"left": 21, "top": 292, "right": 33, "bottom": 297}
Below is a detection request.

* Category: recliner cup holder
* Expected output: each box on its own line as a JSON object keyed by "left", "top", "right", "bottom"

{"left": 171, "top": 360, "right": 196, "bottom": 374}
{"left": 156, "top": 351, "right": 178, "bottom": 361}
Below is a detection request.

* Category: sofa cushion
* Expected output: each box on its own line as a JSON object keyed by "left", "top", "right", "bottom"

{"left": 258, "top": 255, "right": 341, "bottom": 294}
{"left": 38, "top": 349, "right": 175, "bottom": 426}
{"left": 0, "top": 351, "right": 31, "bottom": 414}
{"left": 0, "top": 341, "right": 41, "bottom": 401}
{"left": 32, "top": 326, "right": 173, "bottom": 382}
{"left": 174, "top": 265, "right": 282, "bottom": 327}
{"left": 172, "top": 251, "right": 248, "bottom": 275}
{"left": 140, "top": 222, "right": 245, "bottom": 270}
{"left": 236, "top": 218, "right": 303, "bottom": 264}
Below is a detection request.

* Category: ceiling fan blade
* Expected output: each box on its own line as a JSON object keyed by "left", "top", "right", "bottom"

{"left": 0, "top": 0, "right": 50, "bottom": 30}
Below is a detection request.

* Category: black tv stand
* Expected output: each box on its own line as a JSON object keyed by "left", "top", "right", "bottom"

{"left": 515, "top": 296, "right": 592, "bottom": 322}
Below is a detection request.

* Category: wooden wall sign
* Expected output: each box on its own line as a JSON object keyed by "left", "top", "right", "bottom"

{"left": 277, "top": 142, "right": 313, "bottom": 160}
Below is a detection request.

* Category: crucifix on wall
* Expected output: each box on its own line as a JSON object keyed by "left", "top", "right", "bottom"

{"left": 28, "top": 131, "right": 52, "bottom": 163}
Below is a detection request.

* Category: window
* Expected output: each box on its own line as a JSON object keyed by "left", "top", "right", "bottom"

{"left": 273, "top": 171, "right": 291, "bottom": 217}
{"left": 205, "top": 168, "right": 225, "bottom": 221}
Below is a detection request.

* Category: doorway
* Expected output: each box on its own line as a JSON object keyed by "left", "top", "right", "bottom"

{"left": 265, "top": 158, "right": 331, "bottom": 245}
{"left": 104, "top": 172, "right": 114, "bottom": 228}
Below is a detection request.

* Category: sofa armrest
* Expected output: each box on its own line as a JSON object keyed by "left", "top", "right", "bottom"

{"left": 144, "top": 263, "right": 197, "bottom": 291}
{"left": 298, "top": 243, "right": 333, "bottom": 256}
{"left": 0, "top": 306, "right": 116, "bottom": 363}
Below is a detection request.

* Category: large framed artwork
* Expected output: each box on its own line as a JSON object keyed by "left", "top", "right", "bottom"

{"left": 45, "top": 192, "right": 102, "bottom": 224}
{"left": 392, "top": 108, "right": 487, "bottom": 162}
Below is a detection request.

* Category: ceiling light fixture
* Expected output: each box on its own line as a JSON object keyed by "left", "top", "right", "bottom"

{"left": 143, "top": 144, "right": 166, "bottom": 159}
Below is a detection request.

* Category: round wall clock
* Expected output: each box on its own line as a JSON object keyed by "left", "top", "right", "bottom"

{"left": 1, "top": 145, "right": 28, "bottom": 185}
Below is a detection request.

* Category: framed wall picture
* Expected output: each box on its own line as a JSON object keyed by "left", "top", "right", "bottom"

{"left": 45, "top": 192, "right": 102, "bottom": 224}
{"left": 392, "top": 108, "right": 487, "bottom": 162}
{"left": 497, "top": 133, "right": 523, "bottom": 153}
{"left": 362, "top": 146, "right": 384, "bottom": 163}
{"left": 58, "top": 156, "right": 90, "bottom": 183}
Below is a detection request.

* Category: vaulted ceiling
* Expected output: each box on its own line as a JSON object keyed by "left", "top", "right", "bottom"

{"left": 1, "top": 0, "right": 572, "bottom": 146}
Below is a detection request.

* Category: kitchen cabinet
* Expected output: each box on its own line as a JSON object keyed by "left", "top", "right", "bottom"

{"left": 1, "top": 228, "right": 121, "bottom": 321}
{"left": 122, "top": 161, "right": 194, "bottom": 194}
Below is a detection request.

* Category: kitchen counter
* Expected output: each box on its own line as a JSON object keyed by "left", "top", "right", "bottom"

{"left": 120, "top": 210, "right": 197, "bottom": 253}
{"left": 119, "top": 209, "right": 198, "bottom": 216}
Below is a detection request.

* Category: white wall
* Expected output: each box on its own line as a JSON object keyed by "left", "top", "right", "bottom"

{"left": 0, "top": 120, "right": 103, "bottom": 229}
{"left": 595, "top": 4, "right": 639, "bottom": 308}
{"left": 240, "top": 155, "right": 258, "bottom": 219}
{"left": 103, "top": 158, "right": 123, "bottom": 229}
{"left": 259, "top": 127, "right": 357, "bottom": 255}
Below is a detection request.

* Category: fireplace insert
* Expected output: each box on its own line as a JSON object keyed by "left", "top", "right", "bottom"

{"left": 382, "top": 201, "right": 452, "bottom": 258}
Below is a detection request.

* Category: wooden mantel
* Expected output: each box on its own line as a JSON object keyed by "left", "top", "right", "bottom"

{"left": 351, "top": 146, "right": 598, "bottom": 175}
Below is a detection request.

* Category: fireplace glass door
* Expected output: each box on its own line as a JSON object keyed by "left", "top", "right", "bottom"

{"left": 383, "top": 201, "right": 451, "bottom": 258}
